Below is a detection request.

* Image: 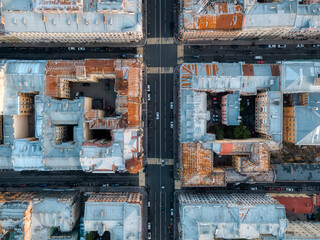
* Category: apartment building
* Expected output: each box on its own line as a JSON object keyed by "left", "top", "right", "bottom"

{"left": 179, "top": 0, "right": 320, "bottom": 41}
{"left": 178, "top": 193, "right": 288, "bottom": 240}
{"left": 84, "top": 192, "right": 143, "bottom": 240}
{"left": 0, "top": 0, "right": 143, "bottom": 44}
{"left": 0, "top": 59, "right": 143, "bottom": 173}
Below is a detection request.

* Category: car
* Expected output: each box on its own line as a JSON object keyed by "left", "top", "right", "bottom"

{"left": 275, "top": 187, "right": 282, "bottom": 191}
{"left": 170, "top": 121, "right": 174, "bottom": 128}
{"left": 161, "top": 207, "right": 165, "bottom": 213}
{"left": 148, "top": 201, "right": 151, "bottom": 207}
{"left": 212, "top": 115, "right": 220, "bottom": 122}
{"left": 212, "top": 97, "right": 220, "bottom": 101}
{"left": 134, "top": 54, "right": 142, "bottom": 58}
{"left": 296, "top": 187, "right": 303, "bottom": 192}
{"left": 147, "top": 85, "right": 150, "bottom": 92}
{"left": 230, "top": 45, "right": 239, "bottom": 49}
{"left": 162, "top": 159, "right": 165, "bottom": 166}
{"left": 68, "top": 47, "right": 76, "bottom": 51}
{"left": 296, "top": 44, "right": 304, "bottom": 48}
{"left": 161, "top": 185, "right": 165, "bottom": 191}
{"left": 156, "top": 112, "right": 159, "bottom": 120}
{"left": 313, "top": 44, "right": 320, "bottom": 48}
{"left": 75, "top": 92, "right": 84, "bottom": 99}
{"left": 19, "top": 184, "right": 27, "bottom": 188}
{"left": 147, "top": 232, "right": 151, "bottom": 239}
{"left": 257, "top": 61, "right": 264, "bottom": 64}
{"left": 105, "top": 83, "right": 110, "bottom": 91}
{"left": 148, "top": 121, "right": 152, "bottom": 127}
{"left": 266, "top": 187, "right": 274, "bottom": 191}
{"left": 277, "top": 44, "right": 286, "bottom": 48}
{"left": 39, "top": 184, "right": 47, "bottom": 187}
{"left": 170, "top": 113, "right": 173, "bottom": 121}
{"left": 247, "top": 98, "right": 250, "bottom": 106}
{"left": 147, "top": 93, "right": 151, "bottom": 101}
{"left": 170, "top": 208, "right": 174, "bottom": 216}
{"left": 268, "top": 45, "right": 276, "bottom": 48}
{"left": 170, "top": 102, "right": 173, "bottom": 109}
{"left": 254, "top": 56, "right": 263, "bottom": 60}
{"left": 258, "top": 44, "right": 268, "bottom": 49}
{"left": 102, "top": 184, "right": 109, "bottom": 187}
{"left": 286, "top": 188, "right": 294, "bottom": 191}
{"left": 120, "top": 54, "right": 127, "bottom": 58}
{"left": 244, "top": 50, "right": 253, "bottom": 55}
{"left": 192, "top": 54, "right": 200, "bottom": 58}
{"left": 83, "top": 82, "right": 91, "bottom": 87}
{"left": 78, "top": 47, "right": 85, "bottom": 51}
{"left": 250, "top": 187, "right": 258, "bottom": 191}
{"left": 193, "top": 45, "right": 200, "bottom": 49}
{"left": 148, "top": 222, "right": 151, "bottom": 230}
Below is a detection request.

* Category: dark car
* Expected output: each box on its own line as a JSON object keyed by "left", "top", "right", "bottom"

{"left": 258, "top": 45, "right": 268, "bottom": 49}
{"left": 230, "top": 45, "right": 239, "bottom": 49}
{"left": 161, "top": 207, "right": 165, "bottom": 213}
{"left": 296, "top": 187, "right": 303, "bottom": 192}
{"left": 39, "top": 183, "right": 47, "bottom": 187}
{"left": 193, "top": 45, "right": 200, "bottom": 49}
{"left": 120, "top": 54, "right": 127, "bottom": 58}
{"left": 105, "top": 83, "right": 110, "bottom": 91}
{"left": 192, "top": 54, "right": 200, "bottom": 59}
{"left": 244, "top": 50, "right": 253, "bottom": 55}
{"left": 266, "top": 187, "right": 274, "bottom": 191}
{"left": 148, "top": 121, "right": 153, "bottom": 127}
{"left": 19, "top": 184, "right": 27, "bottom": 188}
{"left": 83, "top": 82, "right": 91, "bottom": 87}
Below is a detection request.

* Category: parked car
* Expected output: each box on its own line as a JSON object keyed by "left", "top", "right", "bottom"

{"left": 39, "top": 183, "right": 47, "bottom": 187}
{"left": 83, "top": 82, "right": 91, "bottom": 87}
{"left": 170, "top": 102, "right": 173, "bottom": 109}
{"left": 148, "top": 121, "right": 152, "bottom": 127}
{"left": 254, "top": 56, "right": 263, "bottom": 60}
{"left": 268, "top": 45, "right": 276, "bottom": 48}
{"left": 147, "top": 85, "right": 151, "bottom": 92}
{"left": 19, "top": 184, "right": 27, "bottom": 188}
{"left": 212, "top": 97, "right": 220, "bottom": 101}
{"left": 192, "top": 54, "right": 200, "bottom": 59}
{"left": 120, "top": 54, "right": 127, "bottom": 58}
{"left": 266, "top": 187, "right": 274, "bottom": 191}
{"left": 193, "top": 45, "right": 200, "bottom": 49}
{"left": 148, "top": 222, "right": 151, "bottom": 230}
{"left": 296, "top": 44, "right": 305, "bottom": 48}
{"left": 230, "top": 45, "right": 239, "bottom": 49}
{"left": 250, "top": 187, "right": 258, "bottom": 191}
{"left": 156, "top": 112, "right": 159, "bottom": 120}
{"left": 161, "top": 185, "right": 165, "bottom": 190}
{"left": 296, "top": 187, "right": 303, "bottom": 192}
{"left": 68, "top": 47, "right": 75, "bottom": 50}
{"left": 134, "top": 54, "right": 142, "bottom": 58}
{"left": 148, "top": 201, "right": 151, "bottom": 207}
{"left": 212, "top": 115, "right": 220, "bottom": 122}
{"left": 147, "top": 93, "right": 151, "bottom": 101}
{"left": 313, "top": 44, "right": 320, "bottom": 48}
{"left": 161, "top": 207, "right": 165, "bottom": 213}
{"left": 170, "top": 121, "right": 174, "bottom": 128}
{"left": 148, "top": 232, "right": 151, "bottom": 239}
{"left": 257, "top": 61, "right": 264, "bottom": 64}
{"left": 170, "top": 208, "right": 174, "bottom": 216}
{"left": 105, "top": 83, "right": 110, "bottom": 91}
{"left": 277, "top": 44, "right": 286, "bottom": 48}
{"left": 244, "top": 50, "right": 253, "bottom": 55}
{"left": 275, "top": 187, "right": 283, "bottom": 191}
{"left": 258, "top": 44, "right": 268, "bottom": 49}
{"left": 75, "top": 92, "right": 84, "bottom": 99}
{"left": 286, "top": 188, "right": 294, "bottom": 191}
{"left": 78, "top": 47, "right": 85, "bottom": 51}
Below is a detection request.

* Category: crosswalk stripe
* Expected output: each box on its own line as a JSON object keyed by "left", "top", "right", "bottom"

{"left": 147, "top": 67, "right": 174, "bottom": 74}
{"left": 147, "top": 158, "right": 174, "bottom": 165}
{"left": 147, "top": 38, "right": 174, "bottom": 45}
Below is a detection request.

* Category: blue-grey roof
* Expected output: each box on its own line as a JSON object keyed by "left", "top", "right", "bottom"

{"left": 266, "top": 91, "right": 283, "bottom": 142}
{"left": 281, "top": 61, "right": 320, "bottom": 93}
{"left": 179, "top": 193, "right": 288, "bottom": 240}
{"left": 224, "top": 94, "right": 240, "bottom": 126}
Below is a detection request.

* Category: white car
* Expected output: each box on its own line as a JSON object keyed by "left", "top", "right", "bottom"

{"left": 161, "top": 159, "right": 165, "bottom": 166}
{"left": 313, "top": 44, "right": 320, "bottom": 48}
{"left": 170, "top": 208, "right": 174, "bottom": 216}
{"left": 156, "top": 112, "right": 159, "bottom": 120}
{"left": 147, "top": 93, "right": 151, "bottom": 101}
{"left": 148, "top": 201, "right": 151, "bottom": 207}
{"left": 277, "top": 44, "right": 286, "bottom": 48}
{"left": 148, "top": 222, "right": 151, "bottom": 230}
{"left": 296, "top": 44, "right": 304, "bottom": 48}
{"left": 148, "top": 232, "right": 151, "bottom": 239}
{"left": 286, "top": 188, "right": 294, "bottom": 191}
{"left": 250, "top": 187, "right": 258, "bottom": 191}
{"left": 147, "top": 85, "right": 150, "bottom": 92}
{"left": 68, "top": 47, "right": 76, "bottom": 50}
{"left": 170, "top": 121, "right": 173, "bottom": 128}
{"left": 78, "top": 47, "right": 85, "bottom": 51}
{"left": 254, "top": 56, "right": 263, "bottom": 60}
{"left": 161, "top": 185, "right": 165, "bottom": 190}
{"left": 134, "top": 54, "right": 142, "bottom": 58}
{"left": 170, "top": 102, "right": 173, "bottom": 109}
{"left": 268, "top": 44, "right": 276, "bottom": 48}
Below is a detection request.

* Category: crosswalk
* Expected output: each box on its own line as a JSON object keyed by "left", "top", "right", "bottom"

{"left": 139, "top": 170, "right": 145, "bottom": 187}
{"left": 147, "top": 37, "right": 174, "bottom": 45}
{"left": 147, "top": 158, "right": 174, "bottom": 165}
{"left": 147, "top": 67, "right": 174, "bottom": 74}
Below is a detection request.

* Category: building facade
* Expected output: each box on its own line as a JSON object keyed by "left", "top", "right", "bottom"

{"left": 0, "top": 0, "right": 143, "bottom": 44}
{"left": 179, "top": 0, "right": 320, "bottom": 41}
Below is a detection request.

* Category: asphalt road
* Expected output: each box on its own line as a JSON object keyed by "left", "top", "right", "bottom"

{"left": 183, "top": 44, "right": 320, "bottom": 63}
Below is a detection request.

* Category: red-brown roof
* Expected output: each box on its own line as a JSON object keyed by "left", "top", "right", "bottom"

{"left": 273, "top": 196, "right": 314, "bottom": 214}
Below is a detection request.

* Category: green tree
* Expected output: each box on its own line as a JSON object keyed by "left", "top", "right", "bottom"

{"left": 233, "top": 124, "right": 250, "bottom": 139}
{"left": 213, "top": 126, "right": 224, "bottom": 140}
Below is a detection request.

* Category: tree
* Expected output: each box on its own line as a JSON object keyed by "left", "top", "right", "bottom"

{"left": 233, "top": 124, "right": 250, "bottom": 139}
{"left": 213, "top": 126, "right": 224, "bottom": 140}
